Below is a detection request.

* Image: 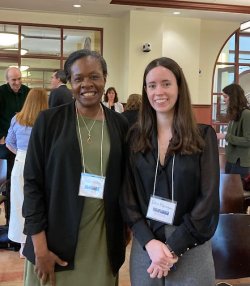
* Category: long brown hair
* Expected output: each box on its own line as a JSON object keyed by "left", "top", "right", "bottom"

{"left": 16, "top": 88, "right": 48, "bottom": 126}
{"left": 131, "top": 57, "right": 204, "bottom": 154}
{"left": 223, "top": 83, "right": 249, "bottom": 121}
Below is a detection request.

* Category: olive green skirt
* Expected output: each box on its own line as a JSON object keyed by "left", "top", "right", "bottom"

{"left": 23, "top": 198, "right": 117, "bottom": 286}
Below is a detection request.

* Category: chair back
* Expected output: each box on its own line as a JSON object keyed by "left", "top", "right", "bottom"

{"left": 219, "top": 174, "right": 244, "bottom": 213}
{"left": 212, "top": 213, "right": 250, "bottom": 279}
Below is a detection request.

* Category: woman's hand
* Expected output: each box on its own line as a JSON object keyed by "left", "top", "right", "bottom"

{"left": 32, "top": 231, "right": 67, "bottom": 286}
{"left": 216, "top": 133, "right": 225, "bottom": 140}
{"left": 35, "top": 250, "right": 68, "bottom": 286}
{"left": 145, "top": 239, "right": 178, "bottom": 278}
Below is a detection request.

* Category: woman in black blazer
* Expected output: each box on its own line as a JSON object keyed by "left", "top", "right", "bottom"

{"left": 23, "top": 49, "right": 128, "bottom": 286}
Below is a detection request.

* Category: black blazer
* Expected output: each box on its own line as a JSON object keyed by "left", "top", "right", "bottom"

{"left": 48, "top": 85, "right": 73, "bottom": 108}
{"left": 23, "top": 101, "right": 128, "bottom": 274}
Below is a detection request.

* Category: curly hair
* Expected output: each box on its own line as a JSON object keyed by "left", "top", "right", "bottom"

{"left": 64, "top": 49, "right": 107, "bottom": 82}
{"left": 125, "top": 94, "right": 142, "bottom": 111}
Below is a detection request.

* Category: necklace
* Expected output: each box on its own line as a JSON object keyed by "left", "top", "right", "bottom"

{"left": 79, "top": 106, "right": 101, "bottom": 144}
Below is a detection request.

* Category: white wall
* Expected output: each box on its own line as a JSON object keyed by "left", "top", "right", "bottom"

{"left": 0, "top": 9, "right": 243, "bottom": 104}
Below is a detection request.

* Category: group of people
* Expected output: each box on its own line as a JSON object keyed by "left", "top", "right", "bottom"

{"left": 0, "top": 48, "right": 249, "bottom": 286}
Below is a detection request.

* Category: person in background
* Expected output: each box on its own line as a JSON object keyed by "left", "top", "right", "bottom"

{"left": 121, "top": 57, "right": 220, "bottom": 286}
{"left": 49, "top": 69, "right": 73, "bottom": 108}
{"left": 0, "top": 67, "right": 30, "bottom": 223}
{"left": 6, "top": 88, "right": 48, "bottom": 258}
{"left": 103, "top": 86, "right": 124, "bottom": 113}
{"left": 22, "top": 49, "right": 128, "bottom": 286}
{"left": 122, "top": 93, "right": 142, "bottom": 128}
{"left": 217, "top": 83, "right": 250, "bottom": 178}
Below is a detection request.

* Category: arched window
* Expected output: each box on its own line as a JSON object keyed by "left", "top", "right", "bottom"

{"left": 212, "top": 28, "right": 250, "bottom": 147}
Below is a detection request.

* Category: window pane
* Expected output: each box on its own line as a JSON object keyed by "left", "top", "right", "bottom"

{"left": 21, "top": 58, "right": 60, "bottom": 69}
{"left": 218, "top": 34, "right": 235, "bottom": 63}
{"left": 21, "top": 58, "right": 60, "bottom": 88}
{"left": 212, "top": 94, "right": 227, "bottom": 122}
{"left": 21, "top": 26, "right": 61, "bottom": 57}
{"left": 0, "top": 24, "right": 20, "bottom": 54}
{"left": 239, "top": 65, "right": 250, "bottom": 103}
{"left": 63, "top": 29, "right": 102, "bottom": 57}
{"left": 239, "top": 34, "right": 250, "bottom": 64}
{"left": 213, "top": 64, "right": 235, "bottom": 93}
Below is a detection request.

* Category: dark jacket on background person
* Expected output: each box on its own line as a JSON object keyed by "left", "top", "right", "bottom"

{"left": 49, "top": 84, "right": 73, "bottom": 108}
{"left": 22, "top": 101, "right": 128, "bottom": 274}
{"left": 122, "top": 109, "right": 139, "bottom": 128}
{"left": 0, "top": 83, "right": 30, "bottom": 138}
{"left": 48, "top": 84, "right": 73, "bottom": 108}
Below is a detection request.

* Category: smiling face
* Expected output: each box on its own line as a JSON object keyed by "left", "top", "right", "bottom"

{"left": 7, "top": 67, "right": 22, "bottom": 93}
{"left": 70, "top": 56, "right": 106, "bottom": 111}
{"left": 145, "top": 66, "right": 178, "bottom": 116}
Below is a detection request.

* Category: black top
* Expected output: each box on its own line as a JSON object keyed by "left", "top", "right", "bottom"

{"left": 23, "top": 101, "right": 128, "bottom": 274}
{"left": 122, "top": 109, "right": 139, "bottom": 128}
{"left": 0, "top": 83, "right": 30, "bottom": 138}
{"left": 48, "top": 85, "right": 73, "bottom": 108}
{"left": 120, "top": 124, "right": 220, "bottom": 256}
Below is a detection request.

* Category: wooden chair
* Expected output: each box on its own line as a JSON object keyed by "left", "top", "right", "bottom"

{"left": 219, "top": 174, "right": 245, "bottom": 214}
{"left": 212, "top": 213, "right": 250, "bottom": 279}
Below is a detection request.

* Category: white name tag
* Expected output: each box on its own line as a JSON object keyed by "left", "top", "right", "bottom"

{"left": 79, "top": 172, "right": 105, "bottom": 199}
{"left": 146, "top": 195, "right": 177, "bottom": 225}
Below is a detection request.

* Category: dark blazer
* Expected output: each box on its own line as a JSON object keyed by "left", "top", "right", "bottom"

{"left": 48, "top": 85, "right": 73, "bottom": 108}
{"left": 23, "top": 101, "right": 128, "bottom": 274}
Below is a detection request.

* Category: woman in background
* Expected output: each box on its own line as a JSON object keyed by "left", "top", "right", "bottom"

{"left": 6, "top": 88, "right": 48, "bottom": 258}
{"left": 217, "top": 83, "right": 250, "bottom": 178}
{"left": 103, "top": 87, "right": 124, "bottom": 113}
{"left": 122, "top": 93, "right": 142, "bottom": 128}
{"left": 121, "top": 57, "right": 220, "bottom": 286}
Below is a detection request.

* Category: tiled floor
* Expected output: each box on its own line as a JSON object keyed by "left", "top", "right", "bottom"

{"left": 1, "top": 205, "right": 250, "bottom": 286}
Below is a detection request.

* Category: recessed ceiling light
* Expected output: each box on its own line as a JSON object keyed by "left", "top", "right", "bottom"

{"left": 173, "top": 11, "right": 181, "bottom": 15}
{"left": 73, "top": 4, "right": 81, "bottom": 8}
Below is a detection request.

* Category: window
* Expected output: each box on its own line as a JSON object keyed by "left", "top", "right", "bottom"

{"left": 212, "top": 29, "right": 250, "bottom": 146}
{"left": 0, "top": 22, "right": 103, "bottom": 88}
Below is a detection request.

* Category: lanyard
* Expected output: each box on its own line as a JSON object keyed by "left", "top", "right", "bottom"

{"left": 76, "top": 104, "right": 105, "bottom": 177}
{"left": 153, "top": 149, "right": 175, "bottom": 202}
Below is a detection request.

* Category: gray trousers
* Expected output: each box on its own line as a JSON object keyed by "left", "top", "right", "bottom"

{"left": 130, "top": 226, "right": 215, "bottom": 286}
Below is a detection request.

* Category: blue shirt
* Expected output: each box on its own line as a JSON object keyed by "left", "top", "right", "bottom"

{"left": 5, "top": 116, "right": 32, "bottom": 152}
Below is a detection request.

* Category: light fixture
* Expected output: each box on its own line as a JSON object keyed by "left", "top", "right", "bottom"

{"left": 73, "top": 4, "right": 81, "bottom": 8}
{"left": 2, "top": 48, "right": 28, "bottom": 55}
{"left": 173, "top": 11, "right": 181, "bottom": 15}
{"left": 0, "top": 32, "right": 24, "bottom": 46}
{"left": 240, "top": 21, "right": 250, "bottom": 32}
{"left": 9, "top": 65, "right": 29, "bottom": 71}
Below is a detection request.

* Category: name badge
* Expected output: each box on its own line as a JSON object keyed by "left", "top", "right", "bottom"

{"left": 79, "top": 172, "right": 105, "bottom": 199}
{"left": 146, "top": 195, "right": 177, "bottom": 225}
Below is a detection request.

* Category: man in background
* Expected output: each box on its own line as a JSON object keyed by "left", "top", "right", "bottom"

{"left": 0, "top": 67, "right": 30, "bottom": 223}
{"left": 49, "top": 69, "right": 73, "bottom": 108}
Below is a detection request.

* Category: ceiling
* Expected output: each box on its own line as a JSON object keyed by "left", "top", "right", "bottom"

{"left": 0, "top": 0, "right": 249, "bottom": 23}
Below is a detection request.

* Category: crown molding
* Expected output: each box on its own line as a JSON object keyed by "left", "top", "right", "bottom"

{"left": 111, "top": 0, "right": 250, "bottom": 14}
